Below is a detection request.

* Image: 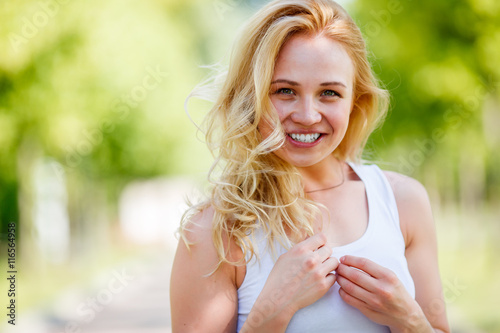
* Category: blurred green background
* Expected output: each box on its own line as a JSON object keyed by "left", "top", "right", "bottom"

{"left": 0, "top": 0, "right": 498, "bottom": 332}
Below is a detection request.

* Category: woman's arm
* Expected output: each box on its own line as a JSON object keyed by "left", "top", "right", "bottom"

{"left": 335, "top": 172, "right": 450, "bottom": 333}
{"left": 170, "top": 206, "right": 240, "bottom": 332}
{"left": 388, "top": 172, "right": 450, "bottom": 332}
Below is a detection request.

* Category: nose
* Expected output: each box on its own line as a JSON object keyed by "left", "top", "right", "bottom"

{"left": 290, "top": 96, "right": 322, "bottom": 126}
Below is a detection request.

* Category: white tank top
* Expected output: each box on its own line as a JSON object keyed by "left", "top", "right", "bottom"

{"left": 236, "top": 163, "right": 415, "bottom": 332}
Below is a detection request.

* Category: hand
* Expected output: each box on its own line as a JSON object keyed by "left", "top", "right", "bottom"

{"left": 242, "top": 233, "right": 339, "bottom": 332}
{"left": 269, "top": 233, "right": 340, "bottom": 312}
{"left": 336, "top": 255, "right": 426, "bottom": 332}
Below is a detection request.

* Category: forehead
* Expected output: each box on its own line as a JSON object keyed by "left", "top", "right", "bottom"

{"left": 273, "top": 33, "right": 354, "bottom": 87}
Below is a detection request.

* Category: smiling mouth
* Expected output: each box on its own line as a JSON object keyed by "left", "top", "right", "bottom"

{"left": 288, "top": 133, "right": 322, "bottom": 143}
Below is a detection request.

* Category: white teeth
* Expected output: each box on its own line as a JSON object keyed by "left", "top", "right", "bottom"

{"left": 290, "top": 133, "right": 321, "bottom": 143}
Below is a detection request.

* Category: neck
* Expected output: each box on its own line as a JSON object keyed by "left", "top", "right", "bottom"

{"left": 299, "top": 156, "right": 345, "bottom": 193}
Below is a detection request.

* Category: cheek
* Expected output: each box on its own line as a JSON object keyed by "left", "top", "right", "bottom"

{"left": 327, "top": 104, "right": 351, "bottom": 127}
{"left": 270, "top": 97, "right": 289, "bottom": 122}
{"left": 259, "top": 99, "right": 288, "bottom": 139}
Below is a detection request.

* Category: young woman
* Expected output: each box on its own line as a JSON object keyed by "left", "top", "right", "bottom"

{"left": 170, "top": 0, "right": 450, "bottom": 332}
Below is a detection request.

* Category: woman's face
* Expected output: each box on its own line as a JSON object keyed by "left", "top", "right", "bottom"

{"left": 260, "top": 33, "right": 355, "bottom": 168}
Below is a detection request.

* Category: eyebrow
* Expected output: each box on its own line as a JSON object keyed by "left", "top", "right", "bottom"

{"left": 320, "top": 81, "right": 347, "bottom": 88}
{"left": 271, "top": 79, "right": 347, "bottom": 88}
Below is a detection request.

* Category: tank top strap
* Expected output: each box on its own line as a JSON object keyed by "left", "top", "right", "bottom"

{"left": 347, "top": 162, "right": 401, "bottom": 234}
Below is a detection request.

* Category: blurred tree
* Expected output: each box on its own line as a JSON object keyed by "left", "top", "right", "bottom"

{"left": 351, "top": 0, "right": 500, "bottom": 208}
{"left": 0, "top": 0, "right": 253, "bottom": 258}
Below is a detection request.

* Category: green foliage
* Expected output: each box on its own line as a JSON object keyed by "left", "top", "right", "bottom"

{"left": 0, "top": 0, "right": 252, "bottom": 238}
{"left": 350, "top": 0, "right": 499, "bottom": 203}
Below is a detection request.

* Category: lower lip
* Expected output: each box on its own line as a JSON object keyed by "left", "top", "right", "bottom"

{"left": 286, "top": 134, "right": 324, "bottom": 148}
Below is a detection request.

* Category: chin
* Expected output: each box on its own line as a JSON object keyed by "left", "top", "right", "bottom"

{"left": 278, "top": 155, "right": 325, "bottom": 168}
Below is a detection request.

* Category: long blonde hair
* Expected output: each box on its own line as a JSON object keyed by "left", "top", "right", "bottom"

{"left": 181, "top": 0, "right": 389, "bottom": 269}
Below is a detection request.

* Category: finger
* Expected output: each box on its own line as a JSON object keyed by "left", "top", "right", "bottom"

{"left": 340, "top": 255, "right": 386, "bottom": 279}
{"left": 338, "top": 286, "right": 370, "bottom": 310}
{"left": 336, "top": 274, "right": 373, "bottom": 303}
{"left": 324, "top": 272, "right": 337, "bottom": 287}
{"left": 301, "top": 232, "right": 328, "bottom": 251}
{"left": 320, "top": 256, "right": 339, "bottom": 275}
{"left": 314, "top": 244, "right": 333, "bottom": 261}
{"left": 336, "top": 263, "right": 378, "bottom": 292}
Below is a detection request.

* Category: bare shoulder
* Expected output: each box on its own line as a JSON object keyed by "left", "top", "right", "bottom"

{"left": 181, "top": 204, "right": 216, "bottom": 247}
{"left": 383, "top": 171, "right": 435, "bottom": 246}
{"left": 383, "top": 171, "right": 430, "bottom": 204}
{"left": 181, "top": 204, "right": 243, "bottom": 264}
{"left": 173, "top": 205, "right": 220, "bottom": 283}
{"left": 383, "top": 171, "right": 432, "bottom": 216}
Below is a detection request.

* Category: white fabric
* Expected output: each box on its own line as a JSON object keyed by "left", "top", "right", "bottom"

{"left": 236, "top": 163, "right": 415, "bottom": 332}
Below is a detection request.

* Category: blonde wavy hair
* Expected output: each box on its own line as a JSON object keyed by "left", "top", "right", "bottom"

{"left": 181, "top": 0, "right": 389, "bottom": 269}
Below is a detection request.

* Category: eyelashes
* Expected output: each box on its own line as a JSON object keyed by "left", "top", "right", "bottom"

{"left": 275, "top": 88, "right": 294, "bottom": 95}
{"left": 272, "top": 87, "right": 342, "bottom": 98}
{"left": 321, "top": 90, "right": 341, "bottom": 97}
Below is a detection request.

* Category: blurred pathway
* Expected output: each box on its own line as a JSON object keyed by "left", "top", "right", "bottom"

{"left": 1, "top": 176, "right": 197, "bottom": 333}
{"left": 75, "top": 251, "right": 174, "bottom": 333}
{"left": 4, "top": 249, "right": 175, "bottom": 333}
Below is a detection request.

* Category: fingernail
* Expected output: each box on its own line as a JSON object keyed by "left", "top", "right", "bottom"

{"left": 340, "top": 256, "right": 345, "bottom": 263}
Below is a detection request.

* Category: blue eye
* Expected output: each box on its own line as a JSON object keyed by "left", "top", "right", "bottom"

{"left": 322, "top": 90, "right": 339, "bottom": 97}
